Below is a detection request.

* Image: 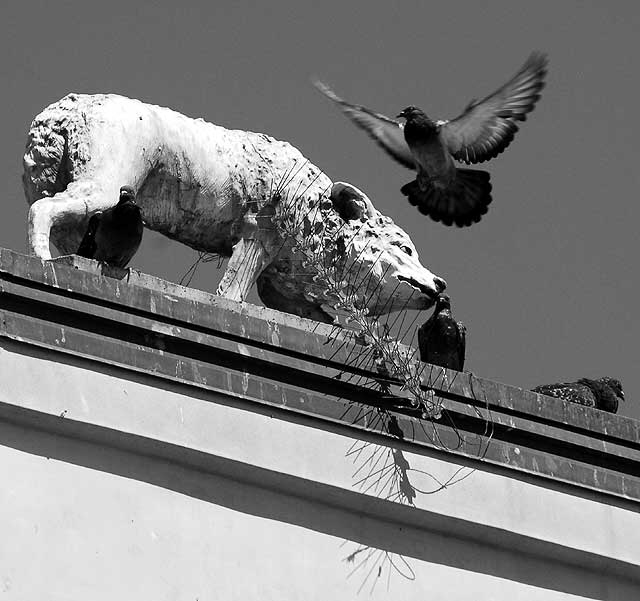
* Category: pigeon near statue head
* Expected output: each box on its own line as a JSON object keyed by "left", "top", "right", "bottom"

{"left": 434, "top": 293, "right": 451, "bottom": 310}
{"left": 314, "top": 52, "right": 548, "bottom": 227}
{"left": 418, "top": 293, "right": 466, "bottom": 371}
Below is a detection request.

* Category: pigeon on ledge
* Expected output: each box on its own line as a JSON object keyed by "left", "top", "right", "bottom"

{"left": 314, "top": 52, "right": 547, "bottom": 226}
{"left": 532, "top": 377, "right": 624, "bottom": 413}
{"left": 418, "top": 294, "right": 466, "bottom": 371}
{"left": 76, "top": 185, "right": 144, "bottom": 269}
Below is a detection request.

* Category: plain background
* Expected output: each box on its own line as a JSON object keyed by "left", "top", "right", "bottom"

{"left": 1, "top": 1, "right": 638, "bottom": 418}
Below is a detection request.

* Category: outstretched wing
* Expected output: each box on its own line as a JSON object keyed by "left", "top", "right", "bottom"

{"left": 313, "top": 80, "right": 415, "bottom": 170}
{"left": 439, "top": 52, "right": 548, "bottom": 165}
{"left": 76, "top": 212, "right": 102, "bottom": 259}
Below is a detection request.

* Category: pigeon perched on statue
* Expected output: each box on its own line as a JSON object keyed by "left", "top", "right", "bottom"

{"left": 418, "top": 294, "right": 466, "bottom": 371}
{"left": 532, "top": 377, "right": 624, "bottom": 413}
{"left": 314, "top": 52, "right": 547, "bottom": 226}
{"left": 76, "top": 185, "right": 144, "bottom": 268}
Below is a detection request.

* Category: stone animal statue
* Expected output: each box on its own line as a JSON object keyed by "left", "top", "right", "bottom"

{"left": 23, "top": 93, "right": 446, "bottom": 322}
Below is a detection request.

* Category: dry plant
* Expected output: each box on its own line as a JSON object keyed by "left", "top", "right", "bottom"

{"left": 180, "top": 161, "right": 495, "bottom": 593}
{"left": 268, "top": 165, "right": 495, "bottom": 593}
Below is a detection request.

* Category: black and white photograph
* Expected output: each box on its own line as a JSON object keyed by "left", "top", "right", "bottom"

{"left": 0, "top": 1, "right": 638, "bottom": 599}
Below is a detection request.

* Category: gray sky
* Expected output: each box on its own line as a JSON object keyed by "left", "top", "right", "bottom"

{"left": 2, "top": 1, "right": 638, "bottom": 418}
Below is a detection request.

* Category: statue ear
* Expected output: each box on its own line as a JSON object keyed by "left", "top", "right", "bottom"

{"left": 330, "top": 182, "right": 376, "bottom": 222}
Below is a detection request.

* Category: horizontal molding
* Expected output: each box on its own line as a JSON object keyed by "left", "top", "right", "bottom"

{"left": 0, "top": 247, "right": 639, "bottom": 503}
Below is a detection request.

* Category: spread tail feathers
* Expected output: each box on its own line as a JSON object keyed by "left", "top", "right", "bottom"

{"left": 401, "top": 168, "right": 492, "bottom": 227}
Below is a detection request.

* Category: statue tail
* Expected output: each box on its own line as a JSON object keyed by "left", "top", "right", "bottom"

{"left": 401, "top": 168, "right": 492, "bottom": 227}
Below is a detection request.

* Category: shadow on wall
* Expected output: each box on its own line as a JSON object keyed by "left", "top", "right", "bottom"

{"left": 0, "top": 398, "right": 637, "bottom": 600}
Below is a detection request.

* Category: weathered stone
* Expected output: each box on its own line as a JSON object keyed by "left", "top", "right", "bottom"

{"left": 23, "top": 94, "right": 445, "bottom": 319}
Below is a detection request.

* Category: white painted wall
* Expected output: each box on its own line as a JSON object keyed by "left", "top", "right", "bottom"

{"left": 0, "top": 338, "right": 637, "bottom": 600}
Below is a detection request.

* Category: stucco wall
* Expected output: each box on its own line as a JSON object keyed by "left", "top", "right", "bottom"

{"left": 1, "top": 337, "right": 638, "bottom": 601}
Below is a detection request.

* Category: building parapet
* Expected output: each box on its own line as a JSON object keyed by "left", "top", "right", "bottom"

{"left": 0, "top": 247, "right": 638, "bottom": 506}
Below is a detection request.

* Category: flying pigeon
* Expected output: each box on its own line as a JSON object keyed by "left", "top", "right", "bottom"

{"left": 314, "top": 52, "right": 547, "bottom": 226}
{"left": 76, "top": 185, "right": 144, "bottom": 268}
{"left": 532, "top": 377, "right": 624, "bottom": 413}
{"left": 418, "top": 294, "right": 466, "bottom": 371}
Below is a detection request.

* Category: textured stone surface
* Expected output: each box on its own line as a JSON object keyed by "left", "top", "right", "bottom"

{"left": 22, "top": 94, "right": 445, "bottom": 317}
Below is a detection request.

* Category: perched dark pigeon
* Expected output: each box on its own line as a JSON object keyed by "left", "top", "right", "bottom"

{"left": 76, "top": 185, "right": 143, "bottom": 268}
{"left": 532, "top": 377, "right": 624, "bottom": 413}
{"left": 314, "top": 52, "right": 547, "bottom": 226}
{"left": 418, "top": 294, "right": 466, "bottom": 371}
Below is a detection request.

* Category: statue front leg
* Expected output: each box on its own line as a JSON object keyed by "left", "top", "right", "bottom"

{"left": 28, "top": 196, "right": 57, "bottom": 259}
{"left": 216, "top": 210, "right": 278, "bottom": 302}
{"left": 27, "top": 184, "right": 114, "bottom": 259}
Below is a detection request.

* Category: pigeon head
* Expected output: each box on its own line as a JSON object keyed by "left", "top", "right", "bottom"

{"left": 578, "top": 377, "right": 624, "bottom": 413}
{"left": 118, "top": 185, "right": 136, "bottom": 205}
{"left": 397, "top": 106, "right": 437, "bottom": 131}
{"left": 599, "top": 377, "right": 624, "bottom": 401}
{"left": 435, "top": 294, "right": 451, "bottom": 311}
{"left": 114, "top": 185, "right": 142, "bottom": 222}
{"left": 397, "top": 106, "right": 429, "bottom": 121}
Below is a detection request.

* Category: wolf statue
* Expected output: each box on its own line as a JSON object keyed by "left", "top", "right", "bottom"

{"left": 23, "top": 94, "right": 446, "bottom": 322}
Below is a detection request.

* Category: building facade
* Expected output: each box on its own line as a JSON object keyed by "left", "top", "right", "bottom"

{"left": 0, "top": 249, "right": 638, "bottom": 600}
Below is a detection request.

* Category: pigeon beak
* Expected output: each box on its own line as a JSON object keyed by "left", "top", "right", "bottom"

{"left": 396, "top": 110, "right": 406, "bottom": 119}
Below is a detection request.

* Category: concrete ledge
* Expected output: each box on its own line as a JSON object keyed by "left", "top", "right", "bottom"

{"left": 0, "top": 247, "right": 639, "bottom": 505}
